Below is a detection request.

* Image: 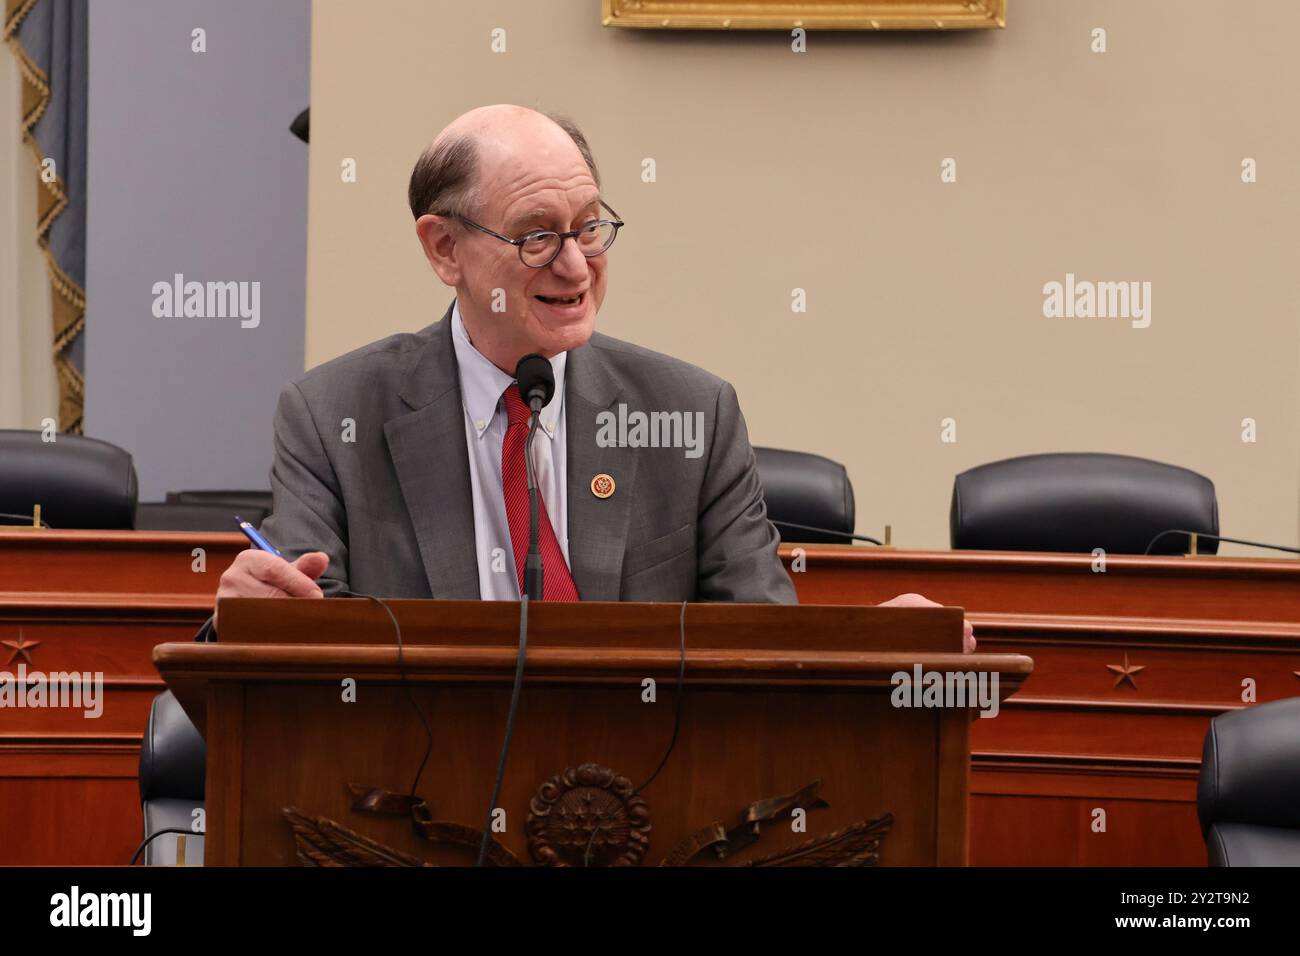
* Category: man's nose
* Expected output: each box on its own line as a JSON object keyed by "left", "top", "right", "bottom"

{"left": 548, "top": 235, "right": 588, "bottom": 279}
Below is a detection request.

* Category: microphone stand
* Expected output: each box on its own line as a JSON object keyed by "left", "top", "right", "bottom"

{"left": 523, "top": 403, "right": 544, "bottom": 600}
{"left": 477, "top": 394, "right": 544, "bottom": 866}
{"left": 477, "top": 360, "right": 549, "bottom": 865}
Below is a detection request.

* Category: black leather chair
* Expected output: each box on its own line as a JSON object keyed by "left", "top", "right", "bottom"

{"left": 950, "top": 452, "right": 1218, "bottom": 555}
{"left": 0, "top": 429, "right": 137, "bottom": 529}
{"left": 1198, "top": 697, "right": 1300, "bottom": 866}
{"left": 138, "top": 690, "right": 206, "bottom": 865}
{"left": 754, "top": 447, "right": 856, "bottom": 544}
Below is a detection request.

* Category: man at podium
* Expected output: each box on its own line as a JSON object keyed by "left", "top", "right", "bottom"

{"left": 209, "top": 104, "right": 971, "bottom": 651}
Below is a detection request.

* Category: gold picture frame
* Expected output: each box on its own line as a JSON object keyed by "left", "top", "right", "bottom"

{"left": 602, "top": 0, "right": 1006, "bottom": 31}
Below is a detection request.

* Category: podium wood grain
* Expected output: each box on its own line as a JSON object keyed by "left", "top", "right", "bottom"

{"left": 157, "top": 600, "right": 1025, "bottom": 866}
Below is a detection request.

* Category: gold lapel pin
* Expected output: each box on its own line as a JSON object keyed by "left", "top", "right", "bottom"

{"left": 591, "top": 473, "right": 616, "bottom": 499}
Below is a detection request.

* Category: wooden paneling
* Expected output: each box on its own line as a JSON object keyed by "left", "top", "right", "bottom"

{"left": 226, "top": 684, "right": 947, "bottom": 866}
{"left": 971, "top": 793, "right": 1206, "bottom": 867}
{"left": 782, "top": 545, "right": 1300, "bottom": 866}
{"left": 3, "top": 530, "right": 1296, "bottom": 866}
{"left": 0, "top": 529, "right": 246, "bottom": 596}
{"left": 0, "top": 775, "right": 142, "bottom": 866}
{"left": 0, "top": 530, "right": 244, "bottom": 865}
{"left": 157, "top": 600, "right": 1014, "bottom": 867}
{"left": 784, "top": 546, "right": 1300, "bottom": 623}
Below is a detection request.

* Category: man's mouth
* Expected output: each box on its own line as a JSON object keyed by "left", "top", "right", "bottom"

{"left": 534, "top": 292, "right": 585, "bottom": 306}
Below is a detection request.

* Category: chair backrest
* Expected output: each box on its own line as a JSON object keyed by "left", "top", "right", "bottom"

{"left": 754, "top": 447, "right": 856, "bottom": 544}
{"left": 138, "top": 690, "right": 207, "bottom": 865}
{"left": 164, "top": 489, "right": 272, "bottom": 512}
{"left": 950, "top": 452, "right": 1218, "bottom": 554}
{"left": 138, "top": 489, "right": 272, "bottom": 532}
{"left": 135, "top": 501, "right": 270, "bottom": 532}
{"left": 0, "top": 429, "right": 138, "bottom": 529}
{"left": 139, "top": 690, "right": 206, "bottom": 804}
{"left": 1198, "top": 697, "right": 1300, "bottom": 865}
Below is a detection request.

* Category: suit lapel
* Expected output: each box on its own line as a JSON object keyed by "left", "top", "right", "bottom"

{"left": 384, "top": 305, "right": 481, "bottom": 599}
{"left": 565, "top": 337, "right": 637, "bottom": 601}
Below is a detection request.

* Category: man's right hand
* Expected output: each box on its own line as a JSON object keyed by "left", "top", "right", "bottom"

{"left": 212, "top": 550, "right": 330, "bottom": 632}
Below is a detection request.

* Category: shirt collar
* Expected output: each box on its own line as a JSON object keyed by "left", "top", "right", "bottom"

{"left": 451, "top": 299, "right": 566, "bottom": 440}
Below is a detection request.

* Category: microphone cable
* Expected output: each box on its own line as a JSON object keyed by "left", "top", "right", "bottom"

{"left": 476, "top": 380, "right": 546, "bottom": 863}
{"left": 476, "top": 592, "right": 530, "bottom": 866}
{"left": 522, "top": 411, "right": 544, "bottom": 599}
{"left": 584, "top": 600, "right": 689, "bottom": 867}
{"left": 0, "top": 511, "right": 50, "bottom": 527}
{"left": 129, "top": 827, "right": 200, "bottom": 866}
{"left": 340, "top": 590, "right": 433, "bottom": 802}
{"left": 633, "top": 600, "right": 688, "bottom": 796}
{"left": 1142, "top": 529, "right": 1300, "bottom": 557}
{"left": 770, "top": 520, "right": 881, "bottom": 545}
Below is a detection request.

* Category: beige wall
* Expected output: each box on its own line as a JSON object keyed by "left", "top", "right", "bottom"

{"left": 307, "top": 0, "right": 1300, "bottom": 554}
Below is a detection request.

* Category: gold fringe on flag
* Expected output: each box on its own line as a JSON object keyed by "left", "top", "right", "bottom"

{"left": 4, "top": 0, "right": 85, "bottom": 434}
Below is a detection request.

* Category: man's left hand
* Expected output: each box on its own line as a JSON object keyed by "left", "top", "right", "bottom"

{"left": 878, "top": 592, "right": 976, "bottom": 653}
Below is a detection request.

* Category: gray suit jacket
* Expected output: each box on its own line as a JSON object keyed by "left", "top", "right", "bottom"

{"left": 252, "top": 302, "right": 796, "bottom": 604}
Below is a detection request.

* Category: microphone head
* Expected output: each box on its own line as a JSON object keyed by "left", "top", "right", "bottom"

{"left": 514, "top": 353, "right": 555, "bottom": 411}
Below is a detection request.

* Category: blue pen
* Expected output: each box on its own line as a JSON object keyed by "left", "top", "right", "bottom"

{"left": 235, "top": 515, "right": 283, "bottom": 558}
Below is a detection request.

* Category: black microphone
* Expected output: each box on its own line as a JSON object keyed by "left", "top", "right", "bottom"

{"left": 514, "top": 354, "right": 555, "bottom": 600}
{"left": 516, "top": 353, "right": 554, "bottom": 412}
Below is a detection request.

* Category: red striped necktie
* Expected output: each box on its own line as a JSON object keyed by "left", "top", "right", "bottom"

{"left": 500, "top": 385, "right": 579, "bottom": 601}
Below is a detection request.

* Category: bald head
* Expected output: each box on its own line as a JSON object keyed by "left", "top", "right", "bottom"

{"left": 408, "top": 105, "right": 600, "bottom": 220}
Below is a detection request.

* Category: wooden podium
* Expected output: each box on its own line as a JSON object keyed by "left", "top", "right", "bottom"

{"left": 154, "top": 599, "right": 1031, "bottom": 867}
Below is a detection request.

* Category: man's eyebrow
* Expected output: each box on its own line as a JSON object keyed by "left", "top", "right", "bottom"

{"left": 506, "top": 209, "right": 549, "bottom": 232}
{"left": 506, "top": 199, "right": 601, "bottom": 233}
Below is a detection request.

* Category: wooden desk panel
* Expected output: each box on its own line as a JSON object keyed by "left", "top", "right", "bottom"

{"left": 0, "top": 530, "right": 245, "bottom": 865}
{"left": 784, "top": 546, "right": 1300, "bottom": 623}
{"left": 0, "top": 530, "right": 247, "bottom": 596}
{"left": 780, "top": 545, "right": 1300, "bottom": 866}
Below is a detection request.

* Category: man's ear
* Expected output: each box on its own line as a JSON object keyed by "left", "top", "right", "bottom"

{"left": 415, "top": 214, "right": 461, "bottom": 286}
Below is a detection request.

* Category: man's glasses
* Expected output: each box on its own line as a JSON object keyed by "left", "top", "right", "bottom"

{"left": 434, "top": 200, "right": 625, "bottom": 268}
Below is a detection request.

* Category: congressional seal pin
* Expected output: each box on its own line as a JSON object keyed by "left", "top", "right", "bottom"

{"left": 591, "top": 473, "right": 616, "bottom": 499}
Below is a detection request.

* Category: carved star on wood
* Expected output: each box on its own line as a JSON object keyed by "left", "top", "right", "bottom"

{"left": 1106, "top": 652, "right": 1145, "bottom": 690}
{"left": 2, "top": 631, "right": 41, "bottom": 666}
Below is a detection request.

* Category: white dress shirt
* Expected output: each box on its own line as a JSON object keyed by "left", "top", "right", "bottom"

{"left": 451, "top": 301, "right": 569, "bottom": 600}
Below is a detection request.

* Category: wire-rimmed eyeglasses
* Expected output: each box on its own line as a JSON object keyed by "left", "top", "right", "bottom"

{"left": 433, "top": 200, "right": 625, "bottom": 268}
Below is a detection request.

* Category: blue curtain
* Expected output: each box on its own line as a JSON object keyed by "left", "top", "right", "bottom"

{"left": 4, "top": 0, "right": 87, "bottom": 433}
